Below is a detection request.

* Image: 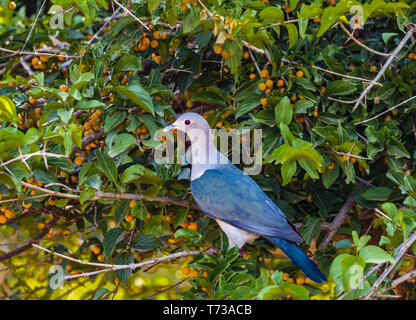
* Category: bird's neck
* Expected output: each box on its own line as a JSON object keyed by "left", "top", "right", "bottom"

{"left": 188, "top": 128, "right": 228, "bottom": 180}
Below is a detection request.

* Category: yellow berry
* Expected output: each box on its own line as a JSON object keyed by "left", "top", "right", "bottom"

{"left": 296, "top": 70, "right": 304, "bottom": 78}
{"left": 260, "top": 69, "right": 269, "bottom": 79}
{"left": 258, "top": 83, "right": 267, "bottom": 91}
{"left": 8, "top": 1, "right": 16, "bottom": 10}
{"left": 181, "top": 266, "right": 191, "bottom": 275}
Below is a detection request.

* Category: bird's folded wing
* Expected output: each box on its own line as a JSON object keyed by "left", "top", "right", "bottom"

{"left": 191, "top": 164, "right": 303, "bottom": 243}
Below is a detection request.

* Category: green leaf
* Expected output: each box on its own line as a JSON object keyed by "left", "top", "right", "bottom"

{"left": 284, "top": 24, "right": 298, "bottom": 49}
{"left": 275, "top": 96, "right": 292, "bottom": 126}
{"left": 259, "top": 7, "right": 284, "bottom": 23}
{"left": 0, "top": 95, "right": 19, "bottom": 125}
{"left": 108, "top": 133, "right": 137, "bottom": 157}
{"left": 326, "top": 80, "right": 357, "bottom": 96}
{"left": 294, "top": 100, "right": 314, "bottom": 114}
{"left": 131, "top": 233, "right": 162, "bottom": 251}
{"left": 190, "top": 91, "right": 226, "bottom": 106}
{"left": 281, "top": 160, "right": 296, "bottom": 186}
{"left": 111, "top": 85, "right": 154, "bottom": 115}
{"left": 104, "top": 111, "right": 126, "bottom": 133}
{"left": 115, "top": 252, "right": 134, "bottom": 283}
{"left": 93, "top": 288, "right": 110, "bottom": 300}
{"left": 95, "top": 150, "right": 119, "bottom": 187}
{"left": 361, "top": 187, "right": 393, "bottom": 201}
{"left": 113, "top": 55, "right": 143, "bottom": 74}
{"left": 236, "top": 97, "right": 260, "bottom": 118}
{"left": 183, "top": 6, "right": 200, "bottom": 34}
{"left": 322, "top": 164, "right": 339, "bottom": 189}
{"left": 103, "top": 227, "right": 124, "bottom": 257}
{"left": 359, "top": 245, "right": 394, "bottom": 264}
{"left": 300, "top": 216, "right": 321, "bottom": 244}
{"left": 80, "top": 187, "right": 95, "bottom": 204}
{"left": 75, "top": 100, "right": 105, "bottom": 109}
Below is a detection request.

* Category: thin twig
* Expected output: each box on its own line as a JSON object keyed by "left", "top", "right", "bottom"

{"left": 363, "top": 231, "right": 416, "bottom": 299}
{"left": 312, "top": 65, "right": 382, "bottom": 86}
{"left": 352, "top": 26, "right": 416, "bottom": 111}
{"left": 111, "top": 0, "right": 149, "bottom": 31}
{"left": 318, "top": 194, "right": 355, "bottom": 249}
{"left": 21, "top": 0, "right": 47, "bottom": 52}
{"left": 0, "top": 151, "right": 68, "bottom": 169}
{"left": 355, "top": 96, "right": 416, "bottom": 125}
{"left": 339, "top": 22, "right": 391, "bottom": 57}
{"left": 0, "top": 216, "right": 59, "bottom": 262}
{"left": 21, "top": 181, "right": 201, "bottom": 210}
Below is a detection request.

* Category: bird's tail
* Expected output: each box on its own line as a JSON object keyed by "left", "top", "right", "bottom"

{"left": 266, "top": 237, "right": 327, "bottom": 283}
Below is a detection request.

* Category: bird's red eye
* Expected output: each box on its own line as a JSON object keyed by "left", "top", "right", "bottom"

{"left": 185, "top": 120, "right": 191, "bottom": 125}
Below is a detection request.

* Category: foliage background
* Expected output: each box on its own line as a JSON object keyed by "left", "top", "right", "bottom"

{"left": 0, "top": 0, "right": 416, "bottom": 300}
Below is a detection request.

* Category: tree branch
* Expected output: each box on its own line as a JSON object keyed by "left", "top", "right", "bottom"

{"left": 0, "top": 216, "right": 59, "bottom": 262}
{"left": 318, "top": 194, "right": 355, "bottom": 249}
{"left": 352, "top": 26, "right": 416, "bottom": 111}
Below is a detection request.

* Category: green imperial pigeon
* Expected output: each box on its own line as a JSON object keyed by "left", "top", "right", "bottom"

{"left": 164, "top": 112, "right": 327, "bottom": 283}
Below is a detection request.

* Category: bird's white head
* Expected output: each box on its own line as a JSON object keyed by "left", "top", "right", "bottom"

{"left": 163, "top": 112, "right": 211, "bottom": 134}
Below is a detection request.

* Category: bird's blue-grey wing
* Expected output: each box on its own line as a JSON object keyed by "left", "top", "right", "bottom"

{"left": 190, "top": 164, "right": 303, "bottom": 243}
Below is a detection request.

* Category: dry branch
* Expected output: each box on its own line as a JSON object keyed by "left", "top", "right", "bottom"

{"left": 352, "top": 26, "right": 416, "bottom": 112}
{"left": 318, "top": 194, "right": 355, "bottom": 250}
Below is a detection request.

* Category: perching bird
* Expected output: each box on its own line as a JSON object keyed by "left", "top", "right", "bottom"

{"left": 164, "top": 112, "right": 327, "bottom": 283}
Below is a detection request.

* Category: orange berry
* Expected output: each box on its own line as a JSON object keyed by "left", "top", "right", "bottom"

{"left": 97, "top": 254, "right": 104, "bottom": 262}
{"left": 249, "top": 73, "right": 256, "bottom": 80}
{"left": 370, "top": 65, "right": 377, "bottom": 72}
{"left": 313, "top": 111, "right": 318, "bottom": 117}
{"left": 60, "top": 170, "right": 67, "bottom": 178}
{"left": 160, "top": 32, "right": 167, "bottom": 40}
{"left": 125, "top": 214, "right": 134, "bottom": 222}
{"left": 150, "top": 40, "right": 159, "bottom": 48}
{"left": 186, "top": 100, "right": 194, "bottom": 108}
{"left": 260, "top": 69, "right": 269, "bottom": 79}
{"left": 243, "top": 51, "right": 250, "bottom": 59}
{"left": 260, "top": 98, "right": 268, "bottom": 106}
{"left": 49, "top": 198, "right": 57, "bottom": 206}
{"left": 74, "top": 156, "right": 83, "bottom": 166}
{"left": 189, "top": 270, "right": 199, "bottom": 278}
{"left": 39, "top": 54, "right": 49, "bottom": 63}
{"left": 92, "top": 246, "right": 101, "bottom": 255}
{"left": 8, "top": 1, "right": 16, "bottom": 10}
{"left": 266, "top": 79, "right": 273, "bottom": 89}
{"left": 221, "top": 50, "right": 230, "bottom": 59}
{"left": 296, "top": 276, "right": 305, "bottom": 285}
{"left": 408, "top": 53, "right": 415, "bottom": 60}
{"left": 304, "top": 277, "right": 312, "bottom": 284}
{"left": 58, "top": 52, "right": 67, "bottom": 61}
{"left": 258, "top": 83, "right": 267, "bottom": 91}
{"left": 28, "top": 96, "right": 37, "bottom": 105}
{"left": 277, "top": 79, "right": 284, "bottom": 87}
{"left": 129, "top": 200, "right": 137, "bottom": 209}
{"left": 8, "top": 81, "right": 16, "bottom": 87}
{"left": 5, "top": 209, "right": 15, "bottom": 218}
{"left": 181, "top": 266, "right": 191, "bottom": 275}
{"left": 188, "top": 222, "right": 199, "bottom": 231}
{"left": 153, "top": 31, "right": 160, "bottom": 39}
{"left": 0, "top": 215, "right": 7, "bottom": 224}
{"left": 296, "top": 70, "right": 304, "bottom": 78}
{"left": 59, "top": 84, "right": 68, "bottom": 92}
{"left": 327, "top": 162, "right": 335, "bottom": 170}
{"left": 307, "top": 194, "right": 312, "bottom": 203}
{"left": 313, "top": 17, "right": 321, "bottom": 23}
